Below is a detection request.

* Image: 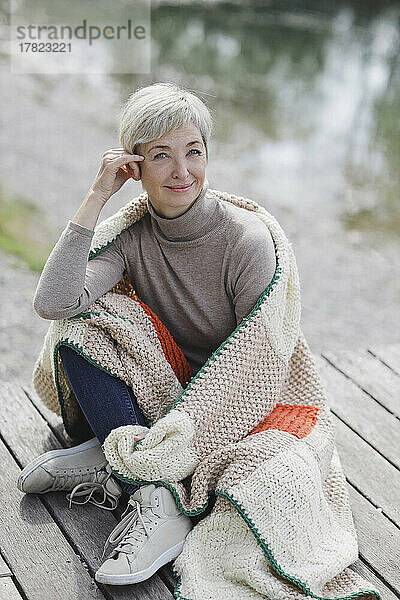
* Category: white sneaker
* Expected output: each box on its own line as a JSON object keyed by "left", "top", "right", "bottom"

{"left": 17, "top": 437, "right": 122, "bottom": 510}
{"left": 95, "top": 483, "right": 193, "bottom": 585}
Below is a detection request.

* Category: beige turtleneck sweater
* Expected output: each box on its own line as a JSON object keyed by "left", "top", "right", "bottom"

{"left": 33, "top": 186, "right": 277, "bottom": 376}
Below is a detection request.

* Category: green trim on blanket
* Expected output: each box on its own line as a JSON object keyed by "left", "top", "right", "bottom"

{"left": 106, "top": 471, "right": 212, "bottom": 516}
{"left": 88, "top": 239, "right": 114, "bottom": 260}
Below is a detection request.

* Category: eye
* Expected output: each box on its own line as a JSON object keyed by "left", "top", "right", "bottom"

{"left": 153, "top": 149, "right": 202, "bottom": 160}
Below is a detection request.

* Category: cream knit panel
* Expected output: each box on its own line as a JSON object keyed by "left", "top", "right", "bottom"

{"left": 173, "top": 497, "right": 377, "bottom": 600}
{"left": 103, "top": 409, "right": 199, "bottom": 483}
{"left": 280, "top": 331, "right": 339, "bottom": 481}
{"left": 173, "top": 498, "right": 311, "bottom": 600}
{"left": 225, "top": 434, "right": 359, "bottom": 594}
{"left": 281, "top": 330, "right": 328, "bottom": 408}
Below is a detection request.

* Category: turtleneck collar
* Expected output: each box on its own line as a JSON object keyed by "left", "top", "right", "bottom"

{"left": 146, "top": 184, "right": 218, "bottom": 242}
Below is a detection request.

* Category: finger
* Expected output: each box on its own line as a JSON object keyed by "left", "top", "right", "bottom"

{"left": 108, "top": 147, "right": 134, "bottom": 153}
{"left": 113, "top": 153, "right": 144, "bottom": 161}
{"left": 121, "top": 164, "right": 140, "bottom": 180}
{"left": 120, "top": 164, "right": 136, "bottom": 177}
{"left": 126, "top": 162, "right": 141, "bottom": 179}
{"left": 104, "top": 150, "right": 144, "bottom": 162}
{"left": 109, "top": 149, "right": 144, "bottom": 158}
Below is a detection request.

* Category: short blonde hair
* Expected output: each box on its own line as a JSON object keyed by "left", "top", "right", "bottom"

{"left": 119, "top": 82, "right": 213, "bottom": 160}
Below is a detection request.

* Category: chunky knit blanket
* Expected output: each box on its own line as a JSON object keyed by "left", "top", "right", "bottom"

{"left": 32, "top": 189, "right": 381, "bottom": 600}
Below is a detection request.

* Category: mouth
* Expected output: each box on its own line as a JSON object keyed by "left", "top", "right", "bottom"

{"left": 165, "top": 182, "right": 195, "bottom": 192}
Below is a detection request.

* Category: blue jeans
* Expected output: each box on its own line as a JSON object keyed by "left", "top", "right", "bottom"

{"left": 59, "top": 344, "right": 145, "bottom": 495}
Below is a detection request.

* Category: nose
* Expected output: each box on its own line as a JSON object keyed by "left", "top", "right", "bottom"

{"left": 171, "top": 157, "right": 190, "bottom": 181}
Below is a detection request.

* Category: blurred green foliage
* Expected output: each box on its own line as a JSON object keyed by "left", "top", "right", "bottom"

{"left": 0, "top": 186, "right": 53, "bottom": 272}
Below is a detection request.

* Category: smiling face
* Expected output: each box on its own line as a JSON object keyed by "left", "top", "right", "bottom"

{"left": 136, "top": 123, "right": 207, "bottom": 218}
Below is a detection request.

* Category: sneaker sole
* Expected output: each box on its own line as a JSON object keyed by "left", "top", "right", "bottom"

{"left": 94, "top": 539, "right": 185, "bottom": 585}
{"left": 17, "top": 437, "right": 101, "bottom": 492}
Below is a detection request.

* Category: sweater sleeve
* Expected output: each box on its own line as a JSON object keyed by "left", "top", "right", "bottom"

{"left": 32, "top": 220, "right": 126, "bottom": 320}
{"left": 229, "top": 222, "right": 277, "bottom": 325}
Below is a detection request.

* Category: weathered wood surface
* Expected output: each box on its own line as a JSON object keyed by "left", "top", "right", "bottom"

{"left": 315, "top": 355, "right": 400, "bottom": 468}
{"left": 350, "top": 562, "right": 400, "bottom": 600}
{"left": 349, "top": 487, "right": 400, "bottom": 595}
{"left": 0, "top": 555, "right": 12, "bottom": 578}
{"left": 369, "top": 343, "right": 400, "bottom": 375}
{"left": 322, "top": 347, "right": 400, "bottom": 418}
{"left": 1, "top": 342, "right": 399, "bottom": 599}
{"left": 0, "top": 577, "right": 24, "bottom": 600}
{"left": 0, "top": 553, "right": 21, "bottom": 600}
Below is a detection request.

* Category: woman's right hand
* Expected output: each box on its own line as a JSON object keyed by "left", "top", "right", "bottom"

{"left": 89, "top": 148, "right": 145, "bottom": 205}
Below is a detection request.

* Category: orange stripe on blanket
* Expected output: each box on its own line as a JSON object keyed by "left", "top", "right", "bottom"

{"left": 111, "top": 274, "right": 192, "bottom": 388}
{"left": 250, "top": 403, "right": 321, "bottom": 439}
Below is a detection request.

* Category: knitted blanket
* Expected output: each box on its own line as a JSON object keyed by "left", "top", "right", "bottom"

{"left": 32, "top": 189, "right": 381, "bottom": 600}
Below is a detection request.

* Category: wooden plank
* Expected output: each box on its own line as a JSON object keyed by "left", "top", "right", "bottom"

{"left": 0, "top": 578, "right": 23, "bottom": 600}
{"left": 0, "top": 555, "right": 12, "bottom": 578}
{"left": 0, "top": 381, "right": 173, "bottom": 600}
{"left": 0, "top": 437, "right": 105, "bottom": 600}
{"left": 369, "top": 344, "right": 400, "bottom": 377}
{"left": 332, "top": 414, "right": 400, "bottom": 526}
{"left": 315, "top": 355, "right": 400, "bottom": 468}
{"left": 349, "top": 485, "right": 400, "bottom": 595}
{"left": 322, "top": 349, "right": 400, "bottom": 418}
{"left": 350, "top": 561, "right": 400, "bottom": 600}
{"left": 23, "top": 382, "right": 74, "bottom": 448}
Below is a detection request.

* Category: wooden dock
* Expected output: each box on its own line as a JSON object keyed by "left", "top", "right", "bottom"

{"left": 0, "top": 343, "right": 399, "bottom": 600}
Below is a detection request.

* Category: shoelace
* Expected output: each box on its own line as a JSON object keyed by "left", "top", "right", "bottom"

{"left": 65, "top": 465, "right": 120, "bottom": 511}
{"left": 101, "top": 495, "right": 159, "bottom": 560}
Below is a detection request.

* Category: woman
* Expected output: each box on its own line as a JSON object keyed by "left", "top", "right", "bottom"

{"left": 17, "top": 82, "right": 276, "bottom": 586}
